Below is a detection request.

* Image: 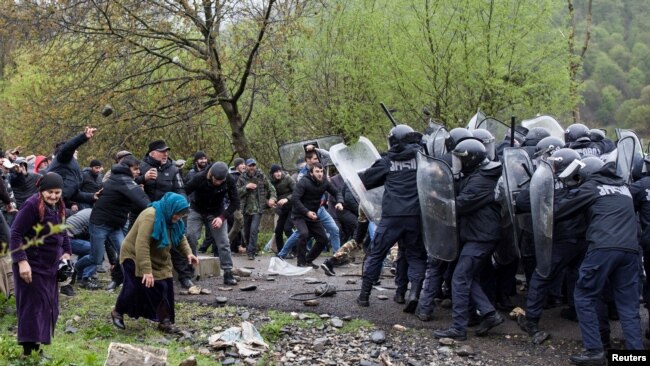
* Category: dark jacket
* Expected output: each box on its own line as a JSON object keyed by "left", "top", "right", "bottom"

{"left": 630, "top": 176, "right": 650, "bottom": 252}
{"left": 46, "top": 132, "right": 94, "bottom": 204}
{"left": 185, "top": 169, "right": 240, "bottom": 220}
{"left": 80, "top": 167, "right": 102, "bottom": 193}
{"left": 136, "top": 155, "right": 186, "bottom": 202}
{"left": 361, "top": 143, "right": 421, "bottom": 217}
{"left": 555, "top": 163, "right": 639, "bottom": 253}
{"left": 8, "top": 171, "right": 40, "bottom": 209}
{"left": 516, "top": 183, "right": 587, "bottom": 242}
{"left": 568, "top": 140, "right": 602, "bottom": 158}
{"left": 292, "top": 174, "right": 343, "bottom": 218}
{"left": 90, "top": 164, "right": 150, "bottom": 228}
{"left": 456, "top": 164, "right": 503, "bottom": 243}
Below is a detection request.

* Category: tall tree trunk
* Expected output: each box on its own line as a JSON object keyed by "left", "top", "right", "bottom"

{"left": 567, "top": 0, "right": 592, "bottom": 123}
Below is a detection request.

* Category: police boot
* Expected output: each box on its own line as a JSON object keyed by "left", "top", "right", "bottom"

{"left": 569, "top": 350, "right": 606, "bottom": 366}
{"left": 403, "top": 281, "right": 422, "bottom": 313}
{"left": 357, "top": 281, "right": 373, "bottom": 307}
{"left": 223, "top": 270, "right": 237, "bottom": 286}
{"left": 517, "top": 316, "right": 550, "bottom": 344}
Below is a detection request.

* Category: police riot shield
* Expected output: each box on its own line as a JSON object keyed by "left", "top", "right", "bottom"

{"left": 476, "top": 117, "right": 512, "bottom": 144}
{"left": 494, "top": 148, "right": 533, "bottom": 265}
{"left": 615, "top": 135, "right": 638, "bottom": 184}
{"left": 278, "top": 135, "right": 344, "bottom": 171}
{"left": 466, "top": 109, "right": 487, "bottom": 131}
{"left": 423, "top": 124, "right": 449, "bottom": 158}
{"left": 329, "top": 137, "right": 383, "bottom": 223}
{"left": 521, "top": 115, "right": 565, "bottom": 143}
{"left": 530, "top": 160, "right": 554, "bottom": 278}
{"left": 417, "top": 152, "right": 459, "bottom": 262}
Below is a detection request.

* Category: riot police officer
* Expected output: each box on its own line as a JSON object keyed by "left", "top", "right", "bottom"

{"left": 433, "top": 139, "right": 504, "bottom": 340}
{"left": 554, "top": 159, "right": 643, "bottom": 365}
{"left": 357, "top": 124, "right": 427, "bottom": 309}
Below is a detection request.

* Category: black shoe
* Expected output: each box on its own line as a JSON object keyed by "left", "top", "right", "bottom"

{"left": 645, "top": 327, "right": 650, "bottom": 340}
{"left": 180, "top": 278, "right": 194, "bottom": 289}
{"left": 111, "top": 309, "right": 125, "bottom": 330}
{"left": 307, "top": 262, "right": 319, "bottom": 269}
{"left": 433, "top": 328, "right": 467, "bottom": 341}
{"left": 79, "top": 278, "right": 100, "bottom": 290}
{"left": 518, "top": 316, "right": 550, "bottom": 344}
{"left": 468, "top": 311, "right": 481, "bottom": 327}
{"left": 97, "top": 266, "right": 107, "bottom": 273}
{"left": 320, "top": 261, "right": 335, "bottom": 276}
{"left": 247, "top": 255, "right": 255, "bottom": 260}
{"left": 569, "top": 350, "right": 605, "bottom": 366}
{"left": 223, "top": 270, "right": 237, "bottom": 286}
{"left": 560, "top": 306, "right": 578, "bottom": 322}
{"left": 475, "top": 312, "right": 504, "bottom": 336}
{"left": 106, "top": 281, "right": 119, "bottom": 291}
{"left": 416, "top": 312, "right": 433, "bottom": 322}
{"left": 158, "top": 319, "right": 180, "bottom": 334}
{"left": 60, "top": 284, "right": 76, "bottom": 297}
{"left": 357, "top": 292, "right": 370, "bottom": 307}
{"left": 393, "top": 292, "right": 406, "bottom": 304}
{"left": 495, "top": 296, "right": 515, "bottom": 311}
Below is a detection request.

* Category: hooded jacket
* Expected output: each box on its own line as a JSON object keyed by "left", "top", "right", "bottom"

{"left": 46, "top": 132, "right": 95, "bottom": 205}
{"left": 555, "top": 163, "right": 638, "bottom": 253}
{"left": 90, "top": 164, "right": 150, "bottom": 228}
{"left": 361, "top": 143, "right": 421, "bottom": 217}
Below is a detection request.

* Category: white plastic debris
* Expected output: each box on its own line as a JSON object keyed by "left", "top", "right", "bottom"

{"left": 208, "top": 321, "right": 269, "bottom": 357}
{"left": 267, "top": 257, "right": 312, "bottom": 276}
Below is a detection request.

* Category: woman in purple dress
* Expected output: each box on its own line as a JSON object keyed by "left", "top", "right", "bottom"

{"left": 10, "top": 172, "right": 71, "bottom": 357}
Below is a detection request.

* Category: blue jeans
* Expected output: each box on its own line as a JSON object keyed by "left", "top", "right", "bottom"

{"left": 75, "top": 223, "right": 124, "bottom": 280}
{"left": 186, "top": 209, "right": 233, "bottom": 270}
{"left": 278, "top": 230, "right": 299, "bottom": 258}
{"left": 70, "top": 238, "right": 91, "bottom": 257}
{"left": 318, "top": 207, "right": 340, "bottom": 252}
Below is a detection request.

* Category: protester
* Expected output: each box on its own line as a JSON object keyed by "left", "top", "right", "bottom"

{"left": 111, "top": 192, "right": 198, "bottom": 333}
{"left": 9, "top": 172, "right": 71, "bottom": 357}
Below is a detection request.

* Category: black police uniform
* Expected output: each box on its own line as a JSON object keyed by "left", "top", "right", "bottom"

{"left": 554, "top": 163, "right": 643, "bottom": 355}
{"left": 358, "top": 142, "right": 427, "bottom": 306}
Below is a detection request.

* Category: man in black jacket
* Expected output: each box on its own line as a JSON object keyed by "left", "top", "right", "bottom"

{"left": 630, "top": 155, "right": 650, "bottom": 341}
{"left": 554, "top": 162, "right": 643, "bottom": 365}
{"left": 75, "top": 156, "right": 150, "bottom": 289}
{"left": 292, "top": 163, "right": 343, "bottom": 267}
{"left": 79, "top": 159, "right": 103, "bottom": 209}
{"left": 433, "top": 139, "right": 504, "bottom": 340}
{"left": 357, "top": 125, "right": 427, "bottom": 310}
{"left": 47, "top": 127, "right": 99, "bottom": 211}
{"left": 185, "top": 162, "right": 240, "bottom": 285}
{"left": 8, "top": 157, "right": 40, "bottom": 209}
{"left": 137, "top": 139, "right": 193, "bottom": 288}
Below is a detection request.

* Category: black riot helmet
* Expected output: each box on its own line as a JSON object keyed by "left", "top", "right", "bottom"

{"left": 445, "top": 128, "right": 473, "bottom": 152}
{"left": 565, "top": 123, "right": 590, "bottom": 143}
{"left": 588, "top": 128, "right": 607, "bottom": 142}
{"left": 388, "top": 124, "right": 423, "bottom": 149}
{"left": 452, "top": 138, "right": 488, "bottom": 174}
{"left": 577, "top": 156, "right": 604, "bottom": 183}
{"left": 535, "top": 136, "right": 564, "bottom": 159}
{"left": 472, "top": 129, "right": 496, "bottom": 161}
{"left": 549, "top": 148, "right": 581, "bottom": 178}
{"left": 523, "top": 127, "right": 551, "bottom": 147}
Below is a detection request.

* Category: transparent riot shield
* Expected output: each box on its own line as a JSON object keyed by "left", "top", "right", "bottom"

{"left": 521, "top": 115, "right": 565, "bottom": 143}
{"left": 477, "top": 117, "right": 512, "bottom": 144}
{"left": 530, "top": 160, "right": 554, "bottom": 278}
{"left": 466, "top": 109, "right": 487, "bottom": 131}
{"left": 616, "top": 135, "right": 637, "bottom": 184}
{"left": 423, "top": 125, "right": 449, "bottom": 158}
{"left": 278, "top": 135, "right": 344, "bottom": 171}
{"left": 329, "top": 137, "right": 383, "bottom": 223}
{"left": 494, "top": 147, "right": 533, "bottom": 265}
{"left": 417, "top": 152, "right": 459, "bottom": 262}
